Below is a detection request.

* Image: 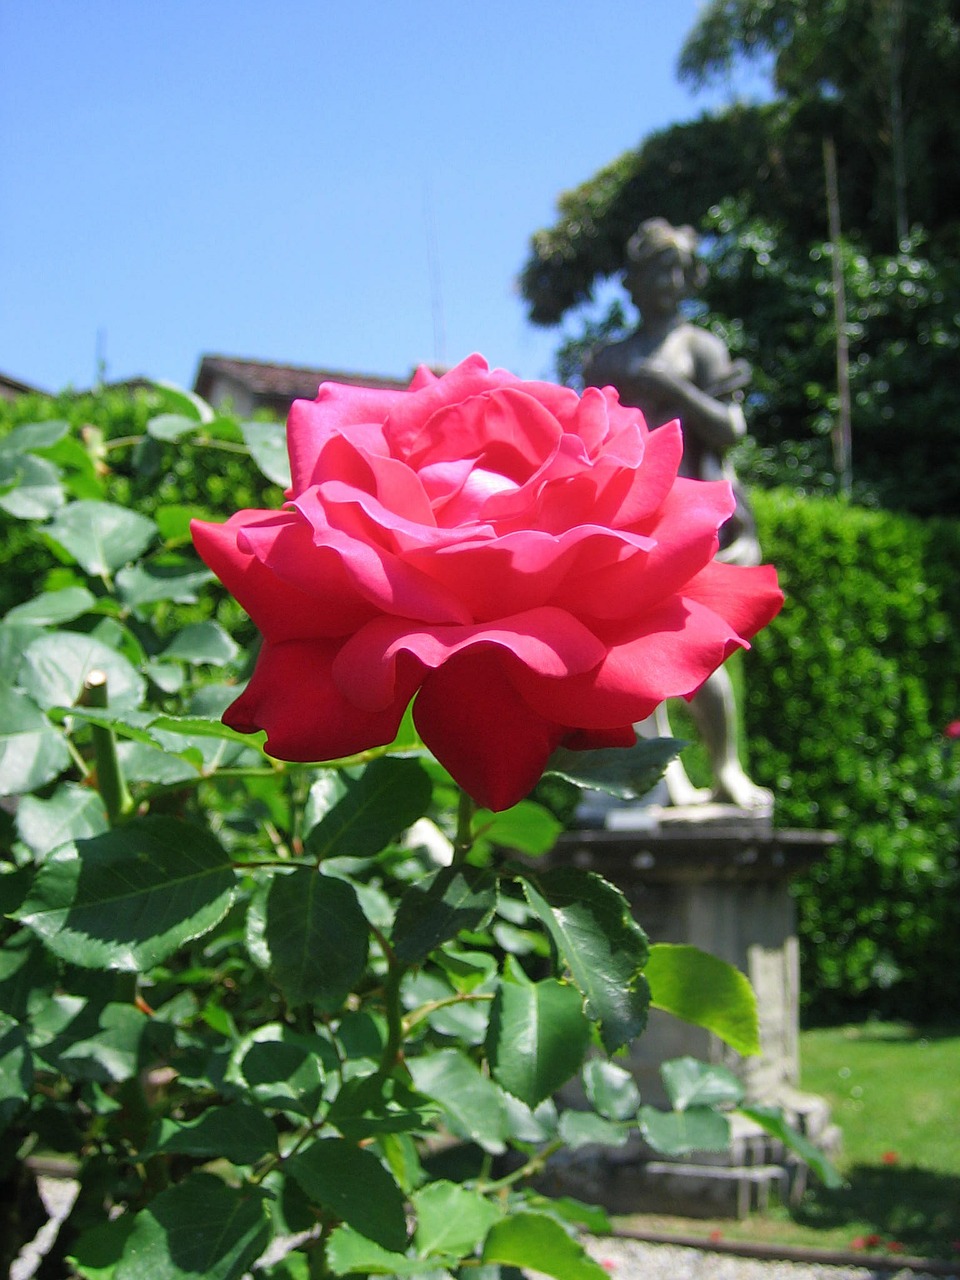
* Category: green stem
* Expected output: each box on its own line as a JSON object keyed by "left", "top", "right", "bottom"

{"left": 370, "top": 925, "right": 406, "bottom": 1086}
{"left": 454, "top": 789, "right": 477, "bottom": 863}
{"left": 82, "top": 671, "right": 134, "bottom": 823}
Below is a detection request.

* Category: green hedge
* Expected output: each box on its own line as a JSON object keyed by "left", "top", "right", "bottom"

{"left": 748, "top": 490, "right": 960, "bottom": 1021}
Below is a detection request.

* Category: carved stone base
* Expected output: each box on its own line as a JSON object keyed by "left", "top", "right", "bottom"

{"left": 545, "top": 818, "right": 840, "bottom": 1217}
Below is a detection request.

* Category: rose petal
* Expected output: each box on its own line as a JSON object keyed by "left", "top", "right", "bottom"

{"left": 192, "top": 514, "right": 370, "bottom": 640}
{"left": 287, "top": 383, "right": 401, "bottom": 492}
{"left": 224, "top": 637, "right": 414, "bottom": 761}
{"left": 413, "top": 648, "right": 566, "bottom": 810}
{"left": 513, "top": 595, "right": 759, "bottom": 729}
{"left": 332, "top": 606, "right": 607, "bottom": 712}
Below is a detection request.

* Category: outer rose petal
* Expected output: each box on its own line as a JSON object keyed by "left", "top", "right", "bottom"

{"left": 511, "top": 595, "right": 762, "bottom": 730}
{"left": 191, "top": 514, "right": 369, "bottom": 641}
{"left": 413, "top": 648, "right": 567, "bottom": 811}
{"left": 332, "top": 607, "right": 607, "bottom": 712}
{"left": 224, "top": 638, "right": 415, "bottom": 761}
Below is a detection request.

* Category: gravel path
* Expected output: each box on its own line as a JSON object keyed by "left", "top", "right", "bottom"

{"left": 583, "top": 1235, "right": 958, "bottom": 1280}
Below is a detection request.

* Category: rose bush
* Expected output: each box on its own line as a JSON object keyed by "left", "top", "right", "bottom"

{"left": 192, "top": 355, "right": 782, "bottom": 810}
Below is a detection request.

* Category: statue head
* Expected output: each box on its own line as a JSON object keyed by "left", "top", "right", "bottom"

{"left": 623, "top": 218, "right": 707, "bottom": 313}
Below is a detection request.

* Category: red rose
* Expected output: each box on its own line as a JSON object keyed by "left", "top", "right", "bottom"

{"left": 192, "top": 356, "right": 782, "bottom": 810}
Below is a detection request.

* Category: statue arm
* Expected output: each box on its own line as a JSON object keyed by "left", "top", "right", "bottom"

{"left": 629, "top": 365, "right": 746, "bottom": 452}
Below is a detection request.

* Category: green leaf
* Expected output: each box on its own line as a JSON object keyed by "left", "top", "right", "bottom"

{"left": 739, "top": 1105, "right": 845, "bottom": 1188}
{"left": 0, "top": 453, "right": 65, "bottom": 519}
{"left": 21, "top": 630, "right": 145, "bottom": 712}
{"left": 324, "top": 1074, "right": 433, "bottom": 1141}
{"left": 14, "top": 816, "right": 237, "bottom": 969}
{"left": 407, "top": 1048, "right": 509, "bottom": 1154}
{"left": 305, "top": 757, "right": 433, "bottom": 860}
{"left": 545, "top": 737, "right": 684, "bottom": 799}
{"left": 160, "top": 621, "right": 240, "bottom": 667}
{"left": 116, "top": 555, "right": 213, "bottom": 607}
{"left": 521, "top": 868, "right": 649, "bottom": 1052}
{"left": 0, "top": 683, "right": 71, "bottom": 795}
{"left": 520, "top": 1193, "right": 610, "bottom": 1235}
{"left": 638, "top": 1103, "right": 731, "bottom": 1155}
{"left": 149, "top": 713, "right": 266, "bottom": 750}
{"left": 0, "top": 1014, "right": 32, "bottom": 1132}
{"left": 481, "top": 1213, "right": 609, "bottom": 1280}
{"left": 224, "top": 1023, "right": 332, "bottom": 1117}
{"left": 264, "top": 867, "right": 369, "bottom": 1009}
{"left": 582, "top": 1059, "right": 641, "bottom": 1121}
{"left": 150, "top": 379, "right": 215, "bottom": 424}
{"left": 392, "top": 865, "right": 497, "bottom": 966}
{"left": 115, "top": 1172, "right": 271, "bottom": 1280}
{"left": 661, "top": 1057, "right": 744, "bottom": 1111}
{"left": 240, "top": 420, "right": 291, "bottom": 487}
{"left": 288, "top": 1137, "right": 408, "bottom": 1252}
{"left": 143, "top": 1102, "right": 277, "bottom": 1164}
{"left": 51, "top": 1001, "right": 148, "bottom": 1083}
{"left": 487, "top": 974, "right": 590, "bottom": 1108}
{"left": 5, "top": 585, "right": 97, "bottom": 626}
{"left": 69, "top": 1217, "right": 136, "bottom": 1280}
{"left": 0, "top": 419, "right": 70, "bottom": 455}
{"left": 474, "top": 800, "right": 562, "bottom": 855}
{"left": 15, "top": 783, "right": 108, "bottom": 855}
{"left": 645, "top": 943, "right": 761, "bottom": 1056}
{"left": 326, "top": 1227, "right": 421, "bottom": 1277}
{"left": 147, "top": 413, "right": 201, "bottom": 442}
{"left": 413, "top": 1180, "right": 502, "bottom": 1258}
{"left": 45, "top": 501, "right": 157, "bottom": 576}
{"left": 557, "top": 1110, "right": 630, "bottom": 1149}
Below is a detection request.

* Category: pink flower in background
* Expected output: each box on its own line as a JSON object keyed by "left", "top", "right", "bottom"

{"left": 944, "top": 720, "right": 960, "bottom": 739}
{"left": 193, "top": 356, "right": 782, "bottom": 810}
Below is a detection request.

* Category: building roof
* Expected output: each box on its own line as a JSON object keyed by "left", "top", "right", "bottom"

{"left": 194, "top": 354, "right": 411, "bottom": 408}
{"left": 0, "top": 370, "right": 48, "bottom": 401}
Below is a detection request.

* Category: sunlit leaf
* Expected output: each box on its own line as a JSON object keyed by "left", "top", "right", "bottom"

{"left": 240, "top": 420, "right": 291, "bottom": 487}
{"left": 413, "top": 1180, "right": 502, "bottom": 1258}
{"left": 408, "top": 1048, "right": 509, "bottom": 1154}
{"left": 0, "top": 453, "right": 65, "bottom": 519}
{"left": 45, "top": 501, "right": 157, "bottom": 576}
{"left": 481, "top": 1212, "right": 608, "bottom": 1280}
{"left": 21, "top": 630, "right": 145, "bottom": 712}
{"left": 0, "top": 683, "right": 70, "bottom": 795}
{"left": 639, "top": 1103, "right": 730, "bottom": 1155}
{"left": 646, "top": 943, "right": 760, "bottom": 1056}
{"left": 487, "top": 970, "right": 590, "bottom": 1108}
{"left": 521, "top": 868, "right": 649, "bottom": 1052}
{"left": 661, "top": 1057, "right": 744, "bottom": 1111}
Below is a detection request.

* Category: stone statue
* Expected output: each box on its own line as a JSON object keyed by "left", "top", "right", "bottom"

{"left": 584, "top": 218, "right": 771, "bottom": 811}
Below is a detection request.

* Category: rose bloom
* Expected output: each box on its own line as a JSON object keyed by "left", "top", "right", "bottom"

{"left": 192, "top": 356, "right": 783, "bottom": 811}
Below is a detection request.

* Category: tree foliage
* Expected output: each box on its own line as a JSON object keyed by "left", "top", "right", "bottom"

{"left": 518, "top": 0, "right": 960, "bottom": 516}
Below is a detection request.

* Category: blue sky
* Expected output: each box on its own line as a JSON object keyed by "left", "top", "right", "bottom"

{"left": 1, "top": 2, "right": 765, "bottom": 396}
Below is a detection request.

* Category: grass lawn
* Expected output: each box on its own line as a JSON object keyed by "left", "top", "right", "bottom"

{"left": 615, "top": 1021, "right": 960, "bottom": 1262}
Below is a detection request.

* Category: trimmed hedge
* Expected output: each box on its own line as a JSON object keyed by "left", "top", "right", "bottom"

{"left": 748, "top": 490, "right": 960, "bottom": 1021}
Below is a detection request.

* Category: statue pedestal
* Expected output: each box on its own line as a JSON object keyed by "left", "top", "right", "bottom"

{"left": 543, "top": 811, "right": 842, "bottom": 1217}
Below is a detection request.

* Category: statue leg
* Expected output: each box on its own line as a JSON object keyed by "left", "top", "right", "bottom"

{"left": 687, "top": 667, "right": 772, "bottom": 810}
{"left": 650, "top": 702, "right": 711, "bottom": 807}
